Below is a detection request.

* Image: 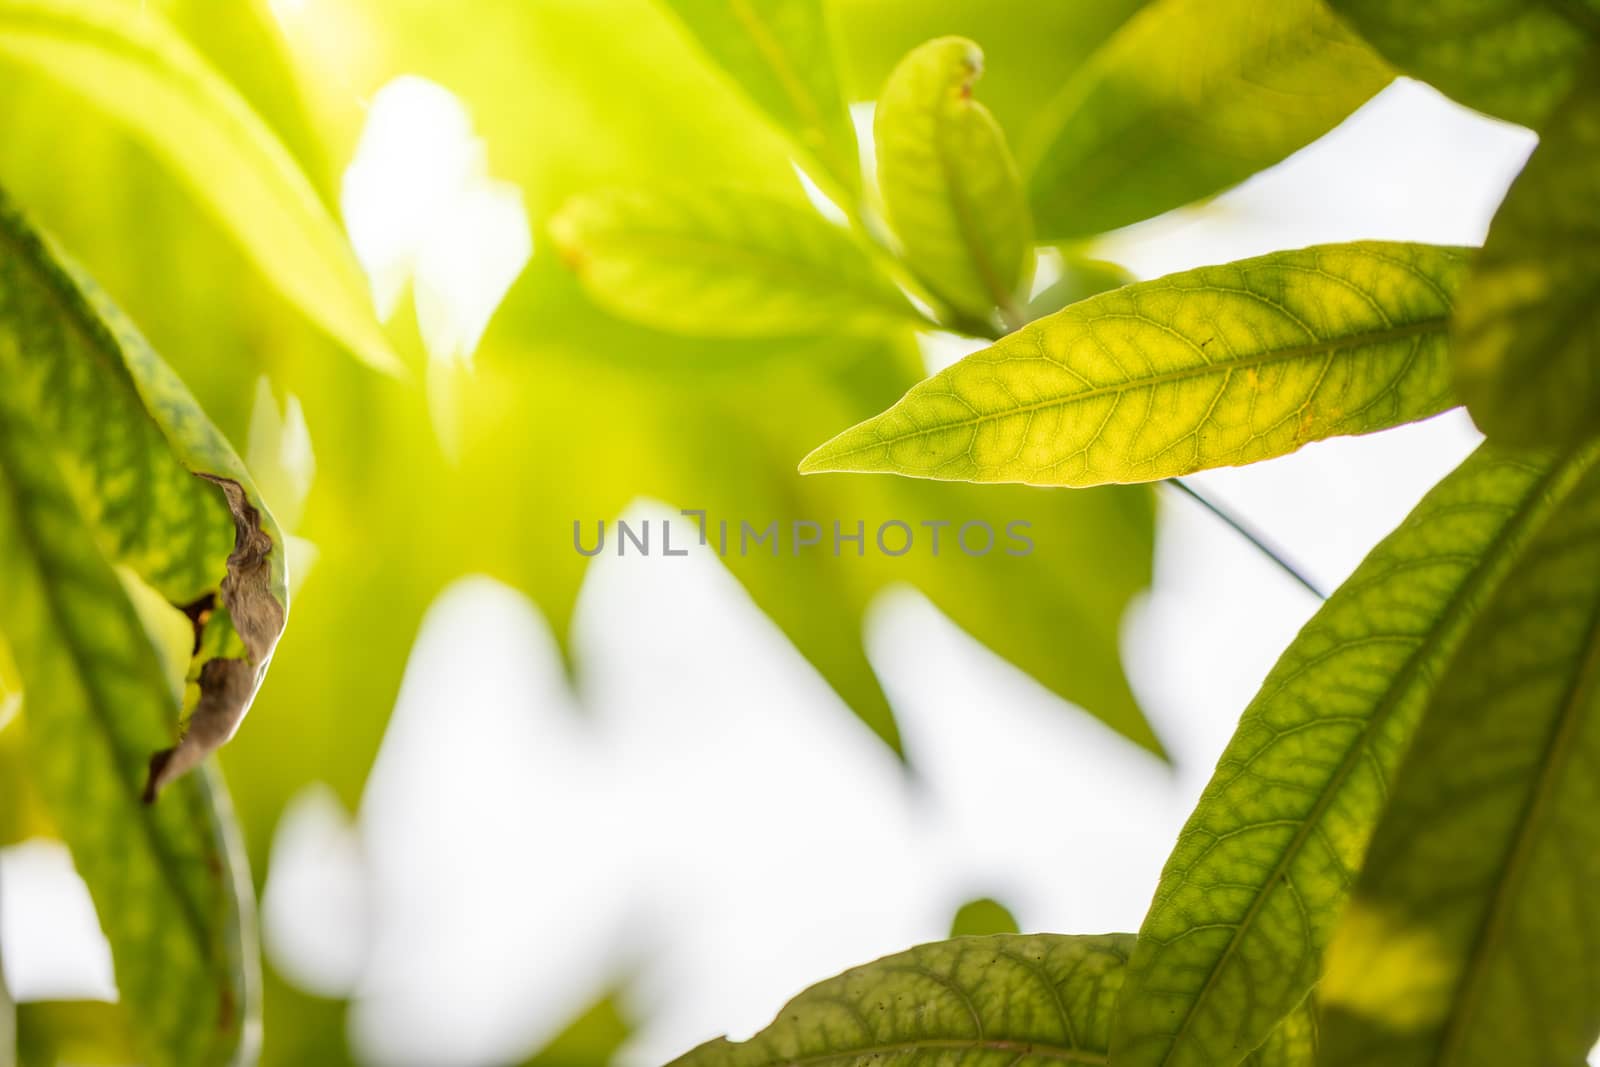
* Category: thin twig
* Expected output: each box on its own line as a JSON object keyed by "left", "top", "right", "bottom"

{"left": 1164, "top": 478, "right": 1327, "bottom": 600}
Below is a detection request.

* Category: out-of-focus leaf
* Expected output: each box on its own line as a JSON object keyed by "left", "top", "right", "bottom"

{"left": 548, "top": 188, "right": 917, "bottom": 338}
{"left": 85, "top": 0, "right": 1158, "bottom": 909}
{"left": 521, "top": 991, "right": 633, "bottom": 1067}
{"left": 948, "top": 896, "right": 1019, "bottom": 936}
{"left": 1025, "top": 257, "right": 1133, "bottom": 322}
{"left": 1318, "top": 465, "right": 1600, "bottom": 1066}
{"left": 1454, "top": 69, "right": 1600, "bottom": 447}
{"left": 1, "top": 932, "right": 11, "bottom": 1067}
{"left": 875, "top": 37, "right": 1032, "bottom": 324}
{"left": 1021, "top": 0, "right": 1391, "bottom": 241}
{"left": 159, "top": 0, "right": 333, "bottom": 191}
{"left": 833, "top": 0, "right": 1150, "bottom": 150}
{"left": 478, "top": 263, "right": 1162, "bottom": 755}
{"left": 1109, "top": 443, "right": 1600, "bottom": 1067}
{"left": 1328, "top": 0, "right": 1600, "bottom": 128}
{"left": 0, "top": 0, "right": 396, "bottom": 372}
{"left": 0, "top": 716, "right": 54, "bottom": 848}
{"left": 256, "top": 968, "right": 358, "bottom": 1067}
{"left": 669, "top": 934, "right": 1138, "bottom": 1067}
{"left": 15, "top": 1002, "right": 136, "bottom": 1067}
{"left": 0, "top": 193, "right": 277, "bottom": 1066}
{"left": 653, "top": 0, "right": 859, "bottom": 199}
{"left": 801, "top": 243, "right": 1466, "bottom": 487}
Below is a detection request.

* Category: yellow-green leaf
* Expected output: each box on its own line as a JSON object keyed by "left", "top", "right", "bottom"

{"left": 0, "top": 190, "right": 287, "bottom": 1064}
{"left": 1109, "top": 442, "right": 1600, "bottom": 1067}
{"left": 1318, "top": 464, "right": 1600, "bottom": 1066}
{"left": 653, "top": 0, "right": 860, "bottom": 199}
{"left": 670, "top": 934, "right": 1137, "bottom": 1067}
{"left": 1025, "top": 256, "right": 1134, "bottom": 322}
{"left": 1022, "top": 0, "right": 1391, "bottom": 241}
{"left": 875, "top": 37, "right": 1032, "bottom": 325}
{"left": 832, "top": 0, "right": 1150, "bottom": 153}
{"left": 15, "top": 1001, "right": 138, "bottom": 1067}
{"left": 549, "top": 187, "right": 918, "bottom": 338}
{"left": 0, "top": 0, "right": 398, "bottom": 372}
{"left": 1454, "top": 68, "right": 1600, "bottom": 447}
{"left": 668, "top": 934, "right": 1315, "bottom": 1067}
{"left": 948, "top": 896, "right": 1020, "bottom": 937}
{"left": 800, "top": 243, "right": 1467, "bottom": 487}
{"left": 1328, "top": 0, "right": 1600, "bottom": 128}
{"left": 0, "top": 385, "right": 256, "bottom": 1067}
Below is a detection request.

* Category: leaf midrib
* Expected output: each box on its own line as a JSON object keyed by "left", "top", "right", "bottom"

{"left": 1142, "top": 446, "right": 1597, "bottom": 1066}
{"left": 816, "top": 315, "right": 1447, "bottom": 464}
{"left": 932, "top": 86, "right": 1017, "bottom": 318}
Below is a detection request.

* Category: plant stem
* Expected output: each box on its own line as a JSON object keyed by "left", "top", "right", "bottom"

{"left": 1165, "top": 478, "right": 1327, "bottom": 600}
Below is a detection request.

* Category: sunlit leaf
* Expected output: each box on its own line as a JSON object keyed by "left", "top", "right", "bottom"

{"left": 669, "top": 934, "right": 1138, "bottom": 1067}
{"left": 1318, "top": 465, "right": 1600, "bottom": 1066}
{"left": 801, "top": 243, "right": 1466, "bottom": 487}
{"left": 668, "top": 934, "right": 1314, "bottom": 1067}
{"left": 548, "top": 187, "right": 917, "bottom": 338}
{"left": 653, "top": 0, "right": 860, "bottom": 199}
{"left": 875, "top": 37, "right": 1032, "bottom": 325}
{"left": 1109, "top": 442, "right": 1600, "bottom": 1067}
{"left": 833, "top": 0, "right": 1149, "bottom": 149}
{"left": 0, "top": 0, "right": 397, "bottom": 372}
{"left": 1453, "top": 68, "right": 1600, "bottom": 447}
{"left": 1025, "top": 257, "right": 1133, "bottom": 322}
{"left": 949, "top": 896, "right": 1019, "bottom": 936}
{"left": 1327, "top": 0, "right": 1600, "bottom": 128}
{"left": 1021, "top": 0, "right": 1391, "bottom": 241}
{"left": 0, "top": 192, "right": 281, "bottom": 1065}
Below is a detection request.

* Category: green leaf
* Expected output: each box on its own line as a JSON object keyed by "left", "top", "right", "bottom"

{"left": 832, "top": 0, "right": 1150, "bottom": 153}
{"left": 0, "top": 191, "right": 288, "bottom": 1064}
{"left": 1025, "top": 257, "right": 1134, "bottom": 322}
{"left": 653, "top": 0, "right": 860, "bottom": 199}
{"left": 0, "top": 378, "right": 255, "bottom": 1067}
{"left": 0, "top": 0, "right": 397, "bottom": 372}
{"left": 1317, "top": 464, "right": 1600, "bottom": 1066}
{"left": 15, "top": 1001, "right": 137, "bottom": 1067}
{"left": 949, "top": 897, "right": 1021, "bottom": 937}
{"left": 875, "top": 37, "right": 1032, "bottom": 325}
{"left": 801, "top": 242, "right": 1467, "bottom": 487}
{"left": 1021, "top": 0, "right": 1391, "bottom": 241}
{"left": 1108, "top": 442, "right": 1600, "bottom": 1067}
{"left": 1453, "top": 68, "right": 1600, "bottom": 447}
{"left": 669, "top": 934, "right": 1138, "bottom": 1067}
{"left": 1327, "top": 0, "right": 1600, "bottom": 128}
{"left": 1246, "top": 1001, "right": 1317, "bottom": 1067}
{"left": 549, "top": 187, "right": 918, "bottom": 339}
{"left": 521, "top": 990, "right": 634, "bottom": 1067}
{"left": 668, "top": 934, "right": 1315, "bottom": 1067}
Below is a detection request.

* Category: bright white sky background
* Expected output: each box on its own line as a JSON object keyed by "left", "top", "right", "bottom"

{"left": 3, "top": 72, "right": 1582, "bottom": 1066}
